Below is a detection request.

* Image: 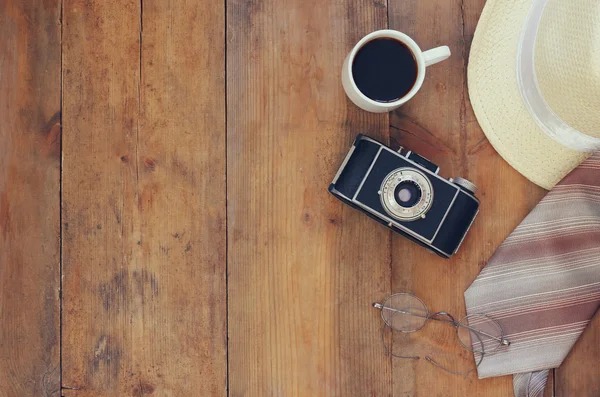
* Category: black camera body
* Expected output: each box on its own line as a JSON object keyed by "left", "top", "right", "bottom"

{"left": 329, "top": 134, "right": 479, "bottom": 258}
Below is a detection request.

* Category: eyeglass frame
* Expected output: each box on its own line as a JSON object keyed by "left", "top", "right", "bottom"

{"left": 373, "top": 292, "right": 511, "bottom": 375}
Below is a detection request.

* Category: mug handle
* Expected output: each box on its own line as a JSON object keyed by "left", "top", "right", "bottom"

{"left": 422, "top": 46, "right": 451, "bottom": 67}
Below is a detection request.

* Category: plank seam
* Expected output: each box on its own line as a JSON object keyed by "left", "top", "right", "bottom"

{"left": 385, "top": 0, "right": 390, "bottom": 29}
{"left": 59, "top": 0, "right": 64, "bottom": 393}
{"left": 136, "top": 0, "right": 143, "bottom": 189}
{"left": 224, "top": 0, "right": 230, "bottom": 393}
{"left": 385, "top": 1, "right": 393, "bottom": 393}
{"left": 459, "top": 0, "right": 468, "bottom": 178}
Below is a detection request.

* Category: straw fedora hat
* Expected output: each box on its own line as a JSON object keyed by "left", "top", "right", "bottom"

{"left": 468, "top": 0, "right": 600, "bottom": 190}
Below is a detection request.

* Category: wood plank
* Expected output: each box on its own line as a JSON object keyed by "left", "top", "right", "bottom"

{"left": 388, "top": 0, "right": 548, "bottom": 395}
{"left": 61, "top": 0, "right": 226, "bottom": 395}
{"left": 555, "top": 313, "right": 600, "bottom": 396}
{"left": 226, "top": 0, "right": 392, "bottom": 395}
{"left": 0, "top": 1, "right": 61, "bottom": 396}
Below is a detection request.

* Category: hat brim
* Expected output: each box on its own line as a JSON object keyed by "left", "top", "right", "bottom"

{"left": 468, "top": 0, "right": 589, "bottom": 190}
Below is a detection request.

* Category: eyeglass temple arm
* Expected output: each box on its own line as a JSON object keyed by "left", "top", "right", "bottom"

{"left": 372, "top": 303, "right": 428, "bottom": 320}
{"left": 425, "top": 356, "right": 477, "bottom": 376}
{"left": 372, "top": 303, "right": 510, "bottom": 346}
{"left": 456, "top": 322, "right": 511, "bottom": 346}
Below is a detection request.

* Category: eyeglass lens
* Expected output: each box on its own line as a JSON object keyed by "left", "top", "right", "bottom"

{"left": 381, "top": 293, "right": 429, "bottom": 332}
{"left": 457, "top": 314, "right": 504, "bottom": 354}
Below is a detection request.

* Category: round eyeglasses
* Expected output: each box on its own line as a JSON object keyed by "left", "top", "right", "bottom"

{"left": 373, "top": 293, "right": 511, "bottom": 375}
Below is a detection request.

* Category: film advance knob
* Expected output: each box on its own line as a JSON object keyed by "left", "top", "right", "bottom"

{"left": 452, "top": 177, "right": 478, "bottom": 194}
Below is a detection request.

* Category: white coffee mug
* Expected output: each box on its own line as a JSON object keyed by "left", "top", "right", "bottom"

{"left": 342, "top": 30, "right": 451, "bottom": 113}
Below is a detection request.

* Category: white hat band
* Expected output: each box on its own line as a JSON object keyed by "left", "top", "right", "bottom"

{"left": 517, "top": 0, "right": 600, "bottom": 153}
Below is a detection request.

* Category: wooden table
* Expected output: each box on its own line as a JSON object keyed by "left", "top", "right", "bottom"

{"left": 1, "top": 0, "right": 598, "bottom": 396}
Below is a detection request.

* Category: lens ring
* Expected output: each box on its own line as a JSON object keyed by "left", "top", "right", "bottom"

{"left": 380, "top": 293, "right": 430, "bottom": 333}
{"left": 379, "top": 168, "right": 434, "bottom": 221}
{"left": 456, "top": 313, "right": 505, "bottom": 354}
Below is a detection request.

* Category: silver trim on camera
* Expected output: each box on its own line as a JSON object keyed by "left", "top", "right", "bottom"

{"left": 354, "top": 188, "right": 458, "bottom": 247}
{"left": 453, "top": 208, "right": 480, "bottom": 255}
{"left": 353, "top": 147, "right": 383, "bottom": 202}
{"left": 332, "top": 189, "right": 451, "bottom": 258}
{"left": 451, "top": 177, "right": 478, "bottom": 195}
{"left": 379, "top": 168, "right": 434, "bottom": 221}
{"left": 331, "top": 144, "right": 357, "bottom": 185}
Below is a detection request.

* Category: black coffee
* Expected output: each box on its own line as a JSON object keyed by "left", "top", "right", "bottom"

{"left": 352, "top": 38, "right": 418, "bottom": 103}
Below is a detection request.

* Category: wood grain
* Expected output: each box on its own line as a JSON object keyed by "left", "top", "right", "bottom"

{"left": 226, "top": 0, "right": 392, "bottom": 395}
{"left": 61, "top": 0, "right": 226, "bottom": 395}
{"left": 1, "top": 0, "right": 597, "bottom": 395}
{"left": 0, "top": 1, "right": 61, "bottom": 396}
{"left": 388, "top": 0, "right": 549, "bottom": 396}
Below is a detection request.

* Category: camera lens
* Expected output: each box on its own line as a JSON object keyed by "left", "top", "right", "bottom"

{"left": 379, "top": 168, "right": 434, "bottom": 221}
{"left": 394, "top": 181, "right": 422, "bottom": 208}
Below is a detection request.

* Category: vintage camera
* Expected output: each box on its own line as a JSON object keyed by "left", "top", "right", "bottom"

{"left": 329, "top": 134, "right": 479, "bottom": 258}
